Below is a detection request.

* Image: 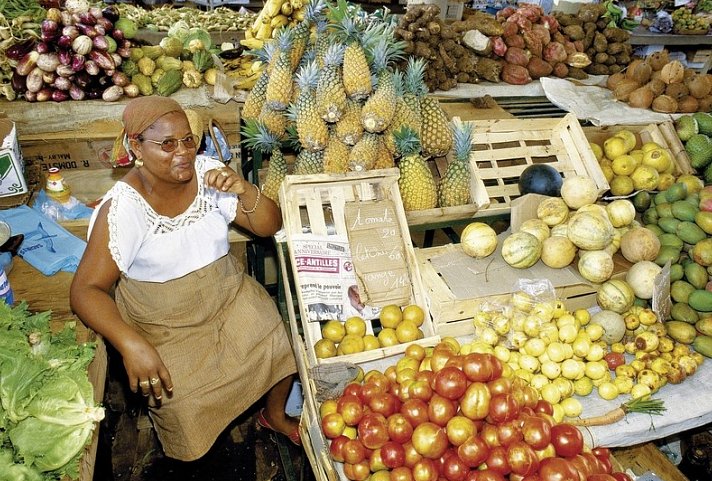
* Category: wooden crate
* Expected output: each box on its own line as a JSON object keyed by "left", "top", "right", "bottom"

{"left": 415, "top": 244, "right": 631, "bottom": 337}
{"left": 464, "top": 113, "right": 609, "bottom": 218}
{"left": 583, "top": 121, "right": 694, "bottom": 177}
{"left": 280, "top": 169, "right": 441, "bottom": 368}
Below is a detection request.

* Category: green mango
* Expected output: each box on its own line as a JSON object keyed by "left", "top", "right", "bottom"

{"left": 665, "top": 182, "right": 689, "bottom": 202}
{"left": 665, "top": 320, "right": 697, "bottom": 343}
{"left": 671, "top": 280, "right": 696, "bottom": 303}
{"left": 695, "top": 210, "right": 712, "bottom": 234}
{"left": 659, "top": 233, "right": 684, "bottom": 250}
{"left": 658, "top": 217, "right": 681, "bottom": 234}
{"left": 656, "top": 202, "right": 673, "bottom": 218}
{"left": 654, "top": 191, "right": 670, "bottom": 205}
{"left": 655, "top": 245, "right": 681, "bottom": 266}
{"left": 692, "top": 335, "right": 712, "bottom": 358}
{"left": 671, "top": 200, "right": 698, "bottom": 222}
{"left": 632, "top": 191, "right": 652, "bottom": 212}
{"left": 645, "top": 224, "right": 663, "bottom": 236}
{"left": 671, "top": 302, "right": 700, "bottom": 324}
{"left": 677, "top": 221, "right": 707, "bottom": 245}
{"left": 685, "top": 262, "right": 709, "bottom": 289}
{"left": 670, "top": 263, "right": 685, "bottom": 282}
{"left": 695, "top": 318, "right": 712, "bottom": 336}
{"left": 642, "top": 207, "right": 659, "bottom": 225}
{"left": 688, "top": 289, "right": 712, "bottom": 312}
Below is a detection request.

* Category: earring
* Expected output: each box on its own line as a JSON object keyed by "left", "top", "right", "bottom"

{"left": 134, "top": 158, "right": 143, "bottom": 167}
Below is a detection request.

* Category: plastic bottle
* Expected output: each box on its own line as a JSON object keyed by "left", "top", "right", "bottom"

{"left": 0, "top": 266, "right": 14, "bottom": 306}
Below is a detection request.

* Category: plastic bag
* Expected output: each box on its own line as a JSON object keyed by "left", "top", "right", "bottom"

{"left": 32, "top": 189, "right": 94, "bottom": 222}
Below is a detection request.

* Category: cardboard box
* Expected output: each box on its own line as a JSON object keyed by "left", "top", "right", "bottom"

{"left": 0, "top": 119, "right": 28, "bottom": 199}
{"left": 21, "top": 139, "right": 115, "bottom": 173}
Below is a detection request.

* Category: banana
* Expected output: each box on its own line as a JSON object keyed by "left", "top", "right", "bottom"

{"left": 281, "top": 1, "right": 293, "bottom": 16}
{"left": 240, "top": 38, "right": 265, "bottom": 50}
{"left": 270, "top": 14, "right": 290, "bottom": 28}
{"left": 257, "top": 21, "right": 273, "bottom": 39}
{"left": 263, "top": 0, "right": 283, "bottom": 18}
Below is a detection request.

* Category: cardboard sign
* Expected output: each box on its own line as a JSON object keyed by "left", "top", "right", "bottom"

{"left": 0, "top": 118, "right": 28, "bottom": 198}
{"left": 344, "top": 200, "right": 411, "bottom": 307}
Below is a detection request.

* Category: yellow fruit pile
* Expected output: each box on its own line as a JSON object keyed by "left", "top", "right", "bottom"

{"left": 590, "top": 129, "right": 676, "bottom": 196}
{"left": 314, "top": 305, "right": 427, "bottom": 359}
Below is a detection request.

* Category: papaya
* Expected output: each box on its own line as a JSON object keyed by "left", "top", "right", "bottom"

{"left": 676, "top": 221, "right": 707, "bottom": 245}
{"left": 696, "top": 317, "right": 712, "bottom": 336}
{"left": 695, "top": 210, "right": 712, "bottom": 234}
{"left": 665, "top": 182, "right": 688, "bottom": 202}
{"left": 688, "top": 289, "right": 712, "bottom": 312}
{"left": 684, "top": 262, "right": 709, "bottom": 289}
{"left": 665, "top": 320, "right": 697, "bottom": 343}
{"left": 671, "top": 200, "right": 698, "bottom": 222}
{"left": 655, "top": 245, "right": 681, "bottom": 266}
{"left": 692, "top": 335, "right": 712, "bottom": 357}
{"left": 659, "top": 233, "right": 684, "bottom": 250}
{"left": 658, "top": 217, "right": 681, "bottom": 234}
{"left": 655, "top": 202, "right": 673, "bottom": 218}
{"left": 670, "top": 263, "right": 684, "bottom": 281}
{"left": 671, "top": 302, "right": 699, "bottom": 324}
{"left": 671, "top": 280, "right": 696, "bottom": 303}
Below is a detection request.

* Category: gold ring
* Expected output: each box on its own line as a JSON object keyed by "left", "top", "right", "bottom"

{"left": 139, "top": 380, "right": 150, "bottom": 387}
{"left": 150, "top": 377, "right": 160, "bottom": 385}
{"left": 220, "top": 170, "right": 229, "bottom": 177}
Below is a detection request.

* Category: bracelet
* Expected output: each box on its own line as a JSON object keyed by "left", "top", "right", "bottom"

{"left": 240, "top": 183, "right": 261, "bottom": 215}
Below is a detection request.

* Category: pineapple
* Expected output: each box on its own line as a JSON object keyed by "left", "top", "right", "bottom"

{"left": 361, "top": 37, "right": 400, "bottom": 133}
{"left": 323, "top": 131, "right": 350, "bottom": 173}
{"left": 241, "top": 69, "right": 270, "bottom": 122}
{"left": 259, "top": 104, "right": 288, "bottom": 140}
{"left": 402, "top": 57, "right": 427, "bottom": 122}
{"left": 329, "top": 0, "right": 372, "bottom": 100}
{"left": 241, "top": 119, "right": 285, "bottom": 202}
{"left": 316, "top": 43, "right": 347, "bottom": 123}
{"left": 265, "top": 28, "right": 294, "bottom": 111}
{"left": 348, "top": 132, "right": 380, "bottom": 172}
{"left": 420, "top": 96, "right": 453, "bottom": 158}
{"left": 293, "top": 61, "right": 329, "bottom": 152}
{"left": 294, "top": 148, "right": 325, "bottom": 175}
{"left": 334, "top": 99, "right": 363, "bottom": 145}
{"left": 312, "top": 19, "right": 330, "bottom": 68}
{"left": 438, "top": 120, "right": 473, "bottom": 207}
{"left": 290, "top": 0, "right": 326, "bottom": 70}
{"left": 394, "top": 127, "right": 438, "bottom": 211}
{"left": 373, "top": 136, "right": 395, "bottom": 170}
{"left": 383, "top": 70, "right": 420, "bottom": 155}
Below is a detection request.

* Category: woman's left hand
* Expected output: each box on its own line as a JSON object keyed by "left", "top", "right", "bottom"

{"left": 205, "top": 167, "right": 248, "bottom": 195}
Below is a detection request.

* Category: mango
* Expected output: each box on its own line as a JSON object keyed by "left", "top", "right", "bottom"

{"left": 654, "top": 191, "right": 669, "bottom": 205}
{"left": 676, "top": 221, "right": 707, "bottom": 245}
{"left": 671, "top": 201, "right": 698, "bottom": 222}
{"left": 665, "top": 182, "right": 688, "bottom": 203}
{"left": 671, "top": 302, "right": 699, "bottom": 324}
{"left": 688, "top": 289, "right": 712, "bottom": 312}
{"left": 665, "top": 320, "right": 697, "bottom": 344}
{"left": 632, "top": 191, "right": 652, "bottom": 212}
{"left": 655, "top": 202, "right": 673, "bottom": 218}
{"left": 695, "top": 211, "right": 712, "bottom": 234}
{"left": 671, "top": 280, "right": 696, "bottom": 304}
{"left": 692, "top": 238, "right": 712, "bottom": 266}
{"left": 659, "top": 233, "right": 684, "bottom": 250}
{"left": 655, "top": 245, "right": 681, "bottom": 267}
{"left": 658, "top": 217, "right": 681, "bottom": 234}
{"left": 685, "top": 262, "right": 709, "bottom": 289}
{"left": 642, "top": 207, "right": 658, "bottom": 225}
{"left": 670, "top": 263, "right": 684, "bottom": 282}
{"left": 696, "top": 318, "right": 712, "bottom": 336}
{"left": 692, "top": 335, "right": 712, "bottom": 358}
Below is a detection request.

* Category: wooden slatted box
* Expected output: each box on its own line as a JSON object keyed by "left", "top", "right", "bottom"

{"left": 279, "top": 169, "right": 440, "bottom": 368}
{"left": 465, "top": 113, "right": 609, "bottom": 218}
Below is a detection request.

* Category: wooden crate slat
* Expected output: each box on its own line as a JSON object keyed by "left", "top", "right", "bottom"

{"left": 471, "top": 144, "right": 570, "bottom": 162}
{"left": 306, "top": 188, "right": 328, "bottom": 237}
{"left": 473, "top": 117, "right": 563, "bottom": 132}
{"left": 329, "top": 187, "right": 348, "bottom": 236}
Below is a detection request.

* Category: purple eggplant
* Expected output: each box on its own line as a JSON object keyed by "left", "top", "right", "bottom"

{"left": 92, "top": 35, "right": 108, "bottom": 51}
{"left": 36, "top": 52, "right": 60, "bottom": 72}
{"left": 102, "top": 85, "right": 123, "bottom": 102}
{"left": 41, "top": 19, "right": 59, "bottom": 37}
{"left": 69, "top": 83, "right": 85, "bottom": 100}
{"left": 56, "top": 64, "right": 75, "bottom": 77}
{"left": 53, "top": 76, "right": 72, "bottom": 91}
{"left": 62, "top": 25, "right": 79, "bottom": 40}
{"left": 84, "top": 59, "right": 100, "bottom": 75}
{"left": 76, "top": 24, "right": 98, "bottom": 38}
{"left": 41, "top": 31, "right": 57, "bottom": 43}
{"left": 74, "top": 71, "right": 91, "bottom": 88}
{"left": 89, "top": 49, "right": 115, "bottom": 70}
{"left": 10, "top": 72, "right": 27, "bottom": 93}
{"left": 35, "top": 41, "right": 51, "bottom": 54}
{"left": 96, "top": 17, "right": 113, "bottom": 33}
{"left": 71, "top": 54, "right": 85, "bottom": 72}
{"left": 111, "top": 71, "right": 129, "bottom": 87}
{"left": 72, "top": 35, "right": 92, "bottom": 55}
{"left": 42, "top": 70, "right": 57, "bottom": 85}
{"left": 60, "top": 10, "right": 73, "bottom": 27}
{"left": 124, "top": 83, "right": 139, "bottom": 98}
{"left": 16, "top": 51, "right": 39, "bottom": 76}
{"left": 97, "top": 74, "right": 112, "bottom": 88}
{"left": 102, "top": 6, "right": 120, "bottom": 23}
{"left": 57, "top": 35, "right": 73, "bottom": 49}
{"left": 116, "top": 46, "right": 131, "bottom": 59}
{"left": 110, "top": 53, "right": 122, "bottom": 67}
{"left": 24, "top": 91, "right": 37, "bottom": 102}
{"left": 52, "top": 89, "right": 69, "bottom": 102}
{"left": 86, "top": 88, "right": 102, "bottom": 100}
{"left": 111, "top": 29, "right": 124, "bottom": 42}
{"left": 6, "top": 39, "right": 36, "bottom": 61}
{"left": 26, "top": 68, "right": 44, "bottom": 93}
{"left": 58, "top": 49, "right": 72, "bottom": 66}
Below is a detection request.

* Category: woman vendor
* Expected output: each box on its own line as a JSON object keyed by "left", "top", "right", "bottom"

{"left": 70, "top": 96, "right": 300, "bottom": 462}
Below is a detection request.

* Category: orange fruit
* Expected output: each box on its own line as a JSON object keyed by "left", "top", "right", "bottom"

{"left": 314, "top": 338, "right": 337, "bottom": 359}
{"left": 396, "top": 320, "right": 420, "bottom": 343}
{"left": 379, "top": 304, "right": 403, "bottom": 329}
{"left": 344, "top": 316, "right": 367, "bottom": 337}
{"left": 321, "top": 320, "right": 346, "bottom": 343}
{"left": 378, "top": 328, "right": 399, "bottom": 347}
{"left": 402, "top": 305, "right": 425, "bottom": 327}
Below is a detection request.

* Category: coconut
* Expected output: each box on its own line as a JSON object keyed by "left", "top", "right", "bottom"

{"left": 628, "top": 86, "right": 654, "bottom": 109}
{"left": 651, "top": 94, "right": 678, "bottom": 113}
{"left": 684, "top": 68, "right": 696, "bottom": 81}
{"left": 699, "top": 95, "right": 712, "bottom": 113}
{"left": 613, "top": 79, "right": 641, "bottom": 102}
{"left": 647, "top": 78, "right": 666, "bottom": 96}
{"left": 627, "top": 60, "right": 652, "bottom": 84}
{"left": 625, "top": 59, "right": 644, "bottom": 80}
{"left": 606, "top": 72, "right": 627, "bottom": 91}
{"left": 687, "top": 75, "right": 712, "bottom": 99}
{"left": 648, "top": 50, "right": 669, "bottom": 71}
{"left": 661, "top": 60, "right": 685, "bottom": 85}
{"left": 665, "top": 82, "right": 690, "bottom": 100}
{"left": 678, "top": 95, "right": 700, "bottom": 113}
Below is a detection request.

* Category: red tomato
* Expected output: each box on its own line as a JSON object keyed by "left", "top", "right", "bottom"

{"left": 342, "top": 438, "right": 367, "bottom": 464}
{"left": 412, "top": 458, "right": 440, "bottom": 481}
{"left": 538, "top": 457, "right": 580, "bottom": 481}
{"left": 481, "top": 423, "right": 501, "bottom": 448}
{"left": 487, "top": 377, "right": 513, "bottom": 396}
{"left": 462, "top": 353, "right": 497, "bottom": 382}
{"left": 410, "top": 380, "right": 435, "bottom": 403}
{"left": 459, "top": 382, "right": 491, "bottom": 421}
{"left": 487, "top": 393, "right": 520, "bottom": 424}
{"left": 458, "top": 434, "right": 490, "bottom": 468}
{"left": 550, "top": 423, "right": 584, "bottom": 457}
{"left": 343, "top": 382, "right": 363, "bottom": 399}
{"left": 338, "top": 394, "right": 365, "bottom": 427}
{"left": 357, "top": 412, "right": 390, "bottom": 450}
{"left": 370, "top": 392, "right": 400, "bottom": 418}
{"left": 506, "top": 441, "right": 540, "bottom": 476}
{"left": 486, "top": 446, "right": 511, "bottom": 475}
{"left": 401, "top": 399, "right": 431, "bottom": 427}
{"left": 329, "top": 435, "right": 349, "bottom": 462}
{"left": 587, "top": 475, "right": 617, "bottom": 481}
{"left": 404, "top": 441, "right": 423, "bottom": 468}
{"left": 434, "top": 366, "right": 469, "bottom": 400}
{"left": 496, "top": 419, "right": 524, "bottom": 447}
{"left": 610, "top": 472, "right": 633, "bottom": 481}
{"left": 381, "top": 441, "right": 406, "bottom": 469}
{"left": 360, "top": 382, "right": 386, "bottom": 404}
{"left": 411, "top": 422, "right": 449, "bottom": 459}
{"left": 440, "top": 450, "right": 470, "bottom": 481}
{"left": 533, "top": 400, "right": 554, "bottom": 416}
{"left": 343, "top": 460, "right": 370, "bottom": 481}
{"left": 603, "top": 352, "right": 625, "bottom": 371}
{"left": 590, "top": 447, "right": 611, "bottom": 461}
{"left": 446, "top": 415, "right": 478, "bottom": 447}
{"left": 388, "top": 413, "right": 415, "bottom": 445}
{"left": 521, "top": 416, "right": 552, "bottom": 450}
{"left": 429, "top": 394, "right": 458, "bottom": 427}
{"left": 369, "top": 448, "right": 387, "bottom": 472}
{"left": 390, "top": 466, "right": 415, "bottom": 481}
{"left": 469, "top": 469, "right": 506, "bottom": 481}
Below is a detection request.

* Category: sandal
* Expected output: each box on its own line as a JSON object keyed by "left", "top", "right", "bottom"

{"left": 256, "top": 408, "right": 302, "bottom": 447}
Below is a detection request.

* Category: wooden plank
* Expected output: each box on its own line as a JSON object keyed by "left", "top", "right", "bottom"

{"left": 613, "top": 442, "right": 688, "bottom": 481}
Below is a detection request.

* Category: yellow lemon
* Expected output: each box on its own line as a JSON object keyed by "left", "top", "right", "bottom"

{"left": 629, "top": 149, "right": 644, "bottom": 164}
{"left": 642, "top": 148, "right": 672, "bottom": 173}
{"left": 403, "top": 304, "right": 426, "bottom": 327}
{"left": 614, "top": 130, "right": 637, "bottom": 153}
{"left": 337, "top": 334, "right": 365, "bottom": 355}
{"left": 611, "top": 155, "right": 637, "bottom": 176}
{"left": 631, "top": 165, "right": 660, "bottom": 191}
{"left": 609, "top": 175, "right": 634, "bottom": 196}
{"left": 377, "top": 328, "right": 399, "bottom": 347}
{"left": 321, "top": 320, "right": 346, "bottom": 343}
{"left": 379, "top": 304, "right": 402, "bottom": 329}
{"left": 314, "top": 338, "right": 337, "bottom": 358}
{"left": 590, "top": 142, "right": 604, "bottom": 161}
{"left": 363, "top": 334, "right": 380, "bottom": 351}
{"left": 604, "top": 135, "right": 627, "bottom": 159}
{"left": 344, "top": 316, "right": 367, "bottom": 337}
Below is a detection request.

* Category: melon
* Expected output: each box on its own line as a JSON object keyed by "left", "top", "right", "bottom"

{"left": 606, "top": 199, "right": 636, "bottom": 227}
{"left": 620, "top": 227, "right": 661, "bottom": 263}
{"left": 461, "top": 222, "right": 498, "bottom": 258}
{"left": 626, "top": 261, "right": 662, "bottom": 299}
{"left": 560, "top": 176, "right": 599, "bottom": 209}
{"left": 597, "top": 279, "right": 635, "bottom": 314}
{"left": 578, "top": 250, "right": 614, "bottom": 283}
{"left": 537, "top": 197, "right": 570, "bottom": 226}
{"left": 518, "top": 218, "right": 550, "bottom": 243}
{"left": 541, "top": 236, "right": 576, "bottom": 268}
{"left": 567, "top": 212, "right": 614, "bottom": 250}
{"left": 502, "top": 231, "right": 542, "bottom": 269}
{"left": 590, "top": 310, "right": 626, "bottom": 344}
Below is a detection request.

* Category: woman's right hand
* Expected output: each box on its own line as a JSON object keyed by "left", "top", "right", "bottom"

{"left": 122, "top": 336, "right": 173, "bottom": 401}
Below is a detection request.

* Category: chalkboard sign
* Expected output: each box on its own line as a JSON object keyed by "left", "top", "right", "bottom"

{"left": 344, "top": 199, "right": 411, "bottom": 307}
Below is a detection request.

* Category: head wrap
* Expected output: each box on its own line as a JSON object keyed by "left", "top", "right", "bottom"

{"left": 111, "top": 96, "right": 185, "bottom": 167}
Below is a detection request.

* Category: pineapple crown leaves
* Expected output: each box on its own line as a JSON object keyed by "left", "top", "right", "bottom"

{"left": 284, "top": 124, "right": 303, "bottom": 152}
{"left": 285, "top": 102, "right": 299, "bottom": 122}
{"left": 323, "top": 43, "right": 346, "bottom": 67}
{"left": 393, "top": 126, "right": 422, "bottom": 157}
{"left": 452, "top": 120, "right": 474, "bottom": 162}
{"left": 365, "top": 34, "right": 406, "bottom": 74}
{"left": 297, "top": 48, "right": 317, "bottom": 71}
{"left": 295, "top": 60, "right": 320, "bottom": 91}
{"left": 393, "top": 70, "right": 406, "bottom": 97}
{"left": 275, "top": 26, "right": 295, "bottom": 52}
{"left": 404, "top": 56, "right": 429, "bottom": 98}
{"left": 241, "top": 119, "right": 281, "bottom": 153}
{"left": 304, "top": 0, "right": 329, "bottom": 24}
{"left": 370, "top": 7, "right": 399, "bottom": 29}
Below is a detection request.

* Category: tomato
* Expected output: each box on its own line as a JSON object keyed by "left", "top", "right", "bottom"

{"left": 487, "top": 377, "right": 513, "bottom": 396}
{"left": 587, "top": 475, "right": 617, "bottom": 481}
{"left": 496, "top": 419, "right": 524, "bottom": 447}
{"left": 431, "top": 347, "right": 455, "bottom": 373}
{"left": 410, "top": 380, "right": 435, "bottom": 403}
{"left": 458, "top": 434, "right": 490, "bottom": 468}
{"left": 338, "top": 394, "right": 365, "bottom": 427}
{"left": 521, "top": 415, "right": 552, "bottom": 450}
{"left": 342, "top": 438, "right": 367, "bottom": 464}
{"left": 603, "top": 352, "right": 625, "bottom": 371}
{"left": 486, "top": 446, "right": 511, "bottom": 475}
{"left": 404, "top": 441, "right": 423, "bottom": 468}
{"left": 481, "top": 423, "right": 501, "bottom": 449}
{"left": 610, "top": 472, "right": 633, "bottom": 481}
{"left": 568, "top": 454, "right": 595, "bottom": 479}
{"left": 445, "top": 354, "right": 466, "bottom": 371}
{"left": 459, "top": 382, "right": 491, "bottom": 421}
{"left": 329, "top": 435, "right": 349, "bottom": 462}
{"left": 388, "top": 413, "right": 415, "bottom": 444}
{"left": 462, "top": 353, "right": 497, "bottom": 382}
{"left": 343, "top": 382, "right": 363, "bottom": 399}
{"left": 534, "top": 443, "right": 556, "bottom": 461}
{"left": 434, "top": 366, "right": 469, "bottom": 400}
{"left": 412, "top": 458, "right": 440, "bottom": 481}
{"left": 506, "top": 441, "right": 540, "bottom": 476}
{"left": 370, "top": 392, "right": 400, "bottom": 418}
{"left": 446, "top": 415, "right": 478, "bottom": 447}
{"left": 533, "top": 400, "right": 554, "bottom": 416}
{"left": 538, "top": 457, "right": 580, "bottom": 481}
{"left": 411, "top": 422, "right": 449, "bottom": 459}
{"left": 550, "top": 423, "right": 584, "bottom": 457}
{"left": 596, "top": 453, "right": 613, "bottom": 474}
{"left": 401, "top": 399, "right": 431, "bottom": 427}
{"left": 369, "top": 448, "right": 387, "bottom": 472}
{"left": 360, "top": 382, "right": 386, "bottom": 404}
{"left": 381, "top": 440, "right": 406, "bottom": 469}
{"left": 358, "top": 412, "right": 390, "bottom": 450}
{"left": 342, "top": 460, "right": 370, "bottom": 481}
{"left": 440, "top": 449, "right": 470, "bottom": 481}
{"left": 321, "top": 412, "right": 346, "bottom": 439}
{"left": 429, "top": 394, "right": 458, "bottom": 427}
{"left": 590, "top": 447, "right": 611, "bottom": 461}
{"left": 487, "top": 393, "right": 520, "bottom": 424}
{"left": 468, "top": 469, "right": 506, "bottom": 481}
{"left": 390, "top": 466, "right": 415, "bottom": 481}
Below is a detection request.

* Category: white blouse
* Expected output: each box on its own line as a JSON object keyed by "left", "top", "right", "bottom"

{"left": 88, "top": 156, "right": 239, "bottom": 282}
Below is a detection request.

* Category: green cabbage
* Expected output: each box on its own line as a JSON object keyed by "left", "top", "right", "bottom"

{"left": 167, "top": 20, "right": 191, "bottom": 43}
{"left": 115, "top": 18, "right": 138, "bottom": 39}
{"left": 183, "top": 28, "right": 212, "bottom": 52}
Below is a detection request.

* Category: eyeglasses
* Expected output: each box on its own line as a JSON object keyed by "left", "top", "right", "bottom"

{"left": 140, "top": 134, "right": 199, "bottom": 153}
